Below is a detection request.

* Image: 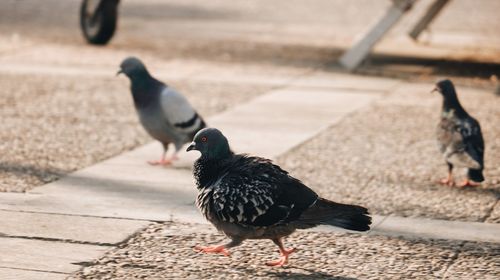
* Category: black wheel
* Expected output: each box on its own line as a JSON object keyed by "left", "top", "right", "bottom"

{"left": 80, "top": 0, "right": 120, "bottom": 45}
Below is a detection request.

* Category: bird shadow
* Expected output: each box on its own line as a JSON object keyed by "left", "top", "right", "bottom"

{"left": 459, "top": 185, "right": 500, "bottom": 199}
{"left": 405, "top": 178, "right": 500, "bottom": 200}
{"left": 0, "top": 161, "right": 65, "bottom": 185}
{"left": 229, "top": 265, "right": 356, "bottom": 280}
{"left": 266, "top": 268, "right": 357, "bottom": 280}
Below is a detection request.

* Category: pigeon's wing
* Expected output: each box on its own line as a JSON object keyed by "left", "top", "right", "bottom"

{"left": 459, "top": 117, "right": 484, "bottom": 168}
{"left": 437, "top": 117, "right": 455, "bottom": 153}
{"left": 211, "top": 157, "right": 318, "bottom": 227}
{"left": 159, "top": 87, "right": 204, "bottom": 135}
{"left": 445, "top": 117, "right": 483, "bottom": 169}
{"left": 211, "top": 176, "right": 283, "bottom": 226}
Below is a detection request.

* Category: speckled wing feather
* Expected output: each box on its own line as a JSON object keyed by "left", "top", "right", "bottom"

{"left": 459, "top": 117, "right": 484, "bottom": 168}
{"left": 199, "top": 156, "right": 318, "bottom": 227}
{"left": 211, "top": 176, "right": 282, "bottom": 225}
{"left": 438, "top": 113, "right": 483, "bottom": 169}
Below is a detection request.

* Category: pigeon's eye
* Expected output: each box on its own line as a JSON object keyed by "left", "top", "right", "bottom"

{"left": 201, "top": 136, "right": 208, "bottom": 142}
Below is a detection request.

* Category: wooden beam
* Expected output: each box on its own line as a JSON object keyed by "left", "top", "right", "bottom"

{"left": 409, "top": 0, "right": 450, "bottom": 40}
{"left": 339, "top": 0, "right": 415, "bottom": 71}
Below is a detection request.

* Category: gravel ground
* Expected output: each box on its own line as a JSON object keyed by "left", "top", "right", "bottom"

{"left": 277, "top": 83, "right": 500, "bottom": 222}
{"left": 69, "top": 222, "right": 500, "bottom": 280}
{"left": 0, "top": 73, "right": 271, "bottom": 192}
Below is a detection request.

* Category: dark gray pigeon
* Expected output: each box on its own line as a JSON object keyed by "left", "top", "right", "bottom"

{"left": 118, "top": 57, "right": 206, "bottom": 165}
{"left": 434, "top": 79, "right": 485, "bottom": 187}
{"left": 186, "top": 128, "right": 371, "bottom": 266}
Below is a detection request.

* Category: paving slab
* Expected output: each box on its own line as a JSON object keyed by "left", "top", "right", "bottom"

{"left": 0, "top": 210, "right": 149, "bottom": 245}
{"left": 209, "top": 88, "right": 380, "bottom": 158}
{"left": 192, "top": 70, "right": 297, "bottom": 87}
{"left": 371, "top": 215, "right": 500, "bottom": 243}
{"left": 0, "top": 237, "right": 110, "bottom": 274}
{"left": 0, "top": 183, "right": 197, "bottom": 222}
{"left": 311, "top": 214, "right": 500, "bottom": 244}
{"left": 2, "top": 193, "right": 500, "bottom": 244}
{"left": 0, "top": 267, "right": 67, "bottom": 280}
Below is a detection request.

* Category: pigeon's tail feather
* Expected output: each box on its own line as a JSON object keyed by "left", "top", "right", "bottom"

{"left": 468, "top": 168, "right": 484, "bottom": 182}
{"left": 295, "top": 198, "right": 371, "bottom": 231}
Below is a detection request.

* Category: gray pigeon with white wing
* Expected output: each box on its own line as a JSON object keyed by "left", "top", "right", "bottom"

{"left": 118, "top": 57, "right": 206, "bottom": 165}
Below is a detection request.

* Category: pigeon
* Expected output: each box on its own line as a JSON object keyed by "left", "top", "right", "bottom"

{"left": 118, "top": 57, "right": 206, "bottom": 165}
{"left": 186, "top": 128, "right": 371, "bottom": 266}
{"left": 433, "top": 79, "right": 485, "bottom": 187}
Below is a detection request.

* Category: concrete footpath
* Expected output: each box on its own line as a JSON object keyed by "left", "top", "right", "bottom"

{"left": 0, "top": 72, "right": 499, "bottom": 279}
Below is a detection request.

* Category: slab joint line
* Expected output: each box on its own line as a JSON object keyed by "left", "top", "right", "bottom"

{"left": 0, "top": 234, "right": 115, "bottom": 247}
{"left": 0, "top": 265, "right": 69, "bottom": 275}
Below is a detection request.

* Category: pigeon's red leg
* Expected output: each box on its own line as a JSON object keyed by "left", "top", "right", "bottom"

{"left": 438, "top": 164, "right": 455, "bottom": 186}
{"left": 266, "top": 238, "right": 296, "bottom": 267}
{"left": 194, "top": 244, "right": 231, "bottom": 256}
{"left": 457, "top": 179, "right": 481, "bottom": 188}
{"left": 439, "top": 174, "right": 454, "bottom": 186}
{"left": 148, "top": 155, "right": 172, "bottom": 166}
{"left": 148, "top": 160, "right": 172, "bottom": 166}
{"left": 194, "top": 239, "right": 242, "bottom": 257}
{"left": 164, "top": 152, "right": 179, "bottom": 163}
{"left": 148, "top": 148, "right": 176, "bottom": 166}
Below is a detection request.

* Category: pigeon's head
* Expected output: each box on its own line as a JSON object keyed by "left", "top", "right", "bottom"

{"left": 187, "top": 128, "right": 231, "bottom": 160}
{"left": 433, "top": 79, "right": 457, "bottom": 98}
{"left": 117, "top": 57, "right": 148, "bottom": 78}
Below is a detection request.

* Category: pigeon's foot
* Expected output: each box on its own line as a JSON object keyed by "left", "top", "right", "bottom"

{"left": 266, "top": 248, "right": 296, "bottom": 267}
{"left": 457, "top": 179, "right": 481, "bottom": 188}
{"left": 147, "top": 159, "right": 173, "bottom": 166}
{"left": 194, "top": 244, "right": 230, "bottom": 256}
{"left": 438, "top": 177, "right": 455, "bottom": 187}
{"left": 148, "top": 154, "right": 180, "bottom": 166}
{"left": 168, "top": 154, "right": 179, "bottom": 161}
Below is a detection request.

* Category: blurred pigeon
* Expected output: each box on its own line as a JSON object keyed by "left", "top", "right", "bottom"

{"left": 187, "top": 128, "right": 371, "bottom": 266}
{"left": 118, "top": 57, "right": 206, "bottom": 165}
{"left": 434, "top": 79, "right": 485, "bottom": 187}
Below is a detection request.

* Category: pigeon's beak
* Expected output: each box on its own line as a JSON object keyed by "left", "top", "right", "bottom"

{"left": 431, "top": 87, "right": 439, "bottom": 94}
{"left": 186, "top": 142, "right": 197, "bottom": 152}
{"left": 116, "top": 69, "right": 123, "bottom": 76}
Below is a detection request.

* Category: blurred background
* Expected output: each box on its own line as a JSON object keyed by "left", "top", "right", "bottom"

{"left": 1, "top": 0, "right": 499, "bottom": 80}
